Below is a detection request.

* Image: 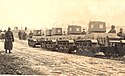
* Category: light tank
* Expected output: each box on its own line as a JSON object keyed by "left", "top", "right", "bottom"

{"left": 40, "top": 25, "right": 85, "bottom": 53}
{"left": 28, "top": 30, "right": 43, "bottom": 47}
{"left": 78, "top": 21, "right": 125, "bottom": 57}
{"left": 28, "top": 21, "right": 125, "bottom": 57}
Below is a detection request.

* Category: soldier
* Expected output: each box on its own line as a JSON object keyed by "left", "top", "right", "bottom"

{"left": 18, "top": 30, "right": 21, "bottom": 40}
{"left": 63, "top": 31, "right": 66, "bottom": 35}
{"left": 1, "top": 31, "right": 5, "bottom": 40}
{"left": 108, "top": 25, "right": 116, "bottom": 33}
{"left": 117, "top": 28, "right": 125, "bottom": 38}
{"left": 4, "top": 27, "right": 14, "bottom": 53}
{"left": 29, "top": 31, "right": 33, "bottom": 38}
{"left": 81, "top": 29, "right": 86, "bottom": 35}
{"left": 22, "top": 31, "right": 27, "bottom": 40}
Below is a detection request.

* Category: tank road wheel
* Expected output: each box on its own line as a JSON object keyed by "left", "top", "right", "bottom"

{"left": 102, "top": 47, "right": 117, "bottom": 57}
{"left": 32, "top": 44, "right": 36, "bottom": 47}
{"left": 103, "top": 50, "right": 112, "bottom": 57}
{"left": 50, "top": 46, "right": 55, "bottom": 51}
{"left": 107, "top": 43, "right": 125, "bottom": 57}
{"left": 68, "top": 45, "right": 76, "bottom": 54}
{"left": 59, "top": 46, "right": 63, "bottom": 52}
{"left": 28, "top": 41, "right": 30, "bottom": 46}
{"left": 117, "top": 51, "right": 125, "bottom": 57}
{"left": 100, "top": 47, "right": 110, "bottom": 57}
{"left": 83, "top": 46, "right": 96, "bottom": 56}
{"left": 54, "top": 45, "right": 58, "bottom": 51}
{"left": 31, "top": 41, "right": 36, "bottom": 47}
{"left": 57, "top": 46, "right": 69, "bottom": 53}
{"left": 109, "top": 47, "right": 118, "bottom": 57}
{"left": 28, "top": 40, "right": 32, "bottom": 47}
{"left": 62, "top": 46, "right": 69, "bottom": 53}
{"left": 41, "top": 42, "right": 46, "bottom": 49}
{"left": 117, "top": 45, "right": 125, "bottom": 57}
{"left": 41, "top": 43, "right": 43, "bottom": 48}
{"left": 76, "top": 46, "right": 83, "bottom": 55}
{"left": 51, "top": 44, "right": 57, "bottom": 51}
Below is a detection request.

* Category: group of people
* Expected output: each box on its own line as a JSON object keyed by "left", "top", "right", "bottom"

{"left": 4, "top": 27, "right": 14, "bottom": 53}
{"left": 18, "top": 30, "right": 33, "bottom": 40}
{"left": 108, "top": 25, "right": 125, "bottom": 38}
{"left": 18, "top": 31, "right": 27, "bottom": 40}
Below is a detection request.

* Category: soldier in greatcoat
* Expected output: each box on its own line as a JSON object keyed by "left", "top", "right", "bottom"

{"left": 22, "top": 31, "right": 27, "bottom": 40}
{"left": 4, "top": 27, "right": 14, "bottom": 53}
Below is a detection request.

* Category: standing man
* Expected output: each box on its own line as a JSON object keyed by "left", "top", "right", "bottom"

{"left": 18, "top": 30, "right": 21, "bottom": 40}
{"left": 108, "top": 25, "right": 116, "bottom": 33}
{"left": 29, "top": 31, "right": 33, "bottom": 38}
{"left": 4, "top": 27, "right": 14, "bottom": 53}
{"left": 22, "top": 31, "right": 27, "bottom": 40}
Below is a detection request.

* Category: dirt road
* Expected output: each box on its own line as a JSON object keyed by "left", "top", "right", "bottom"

{"left": 0, "top": 39, "right": 125, "bottom": 75}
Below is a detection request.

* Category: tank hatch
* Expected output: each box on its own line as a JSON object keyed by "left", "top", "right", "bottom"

{"left": 33, "top": 30, "right": 42, "bottom": 36}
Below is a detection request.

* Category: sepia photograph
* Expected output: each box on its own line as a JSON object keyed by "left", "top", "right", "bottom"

{"left": 0, "top": 0, "right": 125, "bottom": 75}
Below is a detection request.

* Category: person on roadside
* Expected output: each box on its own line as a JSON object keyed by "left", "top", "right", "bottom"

{"left": 18, "top": 30, "right": 22, "bottom": 40}
{"left": 108, "top": 25, "right": 116, "bottom": 33}
{"left": 29, "top": 31, "right": 33, "bottom": 38}
{"left": 4, "top": 27, "right": 14, "bottom": 53}
{"left": 1, "top": 31, "right": 5, "bottom": 41}
{"left": 22, "top": 31, "right": 27, "bottom": 40}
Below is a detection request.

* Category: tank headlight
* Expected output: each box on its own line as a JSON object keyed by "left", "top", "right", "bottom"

{"left": 37, "top": 39, "right": 42, "bottom": 41}
{"left": 33, "top": 39, "right": 37, "bottom": 41}
{"left": 69, "top": 40, "right": 74, "bottom": 43}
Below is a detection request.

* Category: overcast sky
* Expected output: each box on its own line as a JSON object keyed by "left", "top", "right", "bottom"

{"left": 0, "top": 0, "right": 125, "bottom": 30}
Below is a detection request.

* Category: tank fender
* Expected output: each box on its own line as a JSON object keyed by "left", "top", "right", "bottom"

{"left": 68, "top": 40, "right": 74, "bottom": 43}
{"left": 52, "top": 40, "right": 57, "bottom": 42}
{"left": 90, "top": 40, "right": 98, "bottom": 44}
{"left": 28, "top": 38, "right": 36, "bottom": 41}
{"left": 32, "top": 39, "right": 37, "bottom": 42}
{"left": 109, "top": 40, "right": 121, "bottom": 43}
{"left": 121, "top": 40, "right": 125, "bottom": 44}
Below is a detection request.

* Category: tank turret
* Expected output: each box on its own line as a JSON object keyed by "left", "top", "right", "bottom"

{"left": 28, "top": 30, "right": 42, "bottom": 47}
{"left": 52, "top": 28, "right": 62, "bottom": 35}
{"left": 88, "top": 21, "right": 106, "bottom": 33}
{"left": 33, "top": 30, "right": 42, "bottom": 36}
{"left": 46, "top": 29, "right": 52, "bottom": 36}
{"left": 67, "top": 25, "right": 81, "bottom": 35}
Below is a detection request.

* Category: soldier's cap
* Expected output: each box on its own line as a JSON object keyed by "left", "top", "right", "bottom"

{"left": 111, "top": 25, "right": 115, "bottom": 28}
{"left": 8, "top": 27, "right": 11, "bottom": 30}
{"left": 120, "top": 28, "right": 123, "bottom": 30}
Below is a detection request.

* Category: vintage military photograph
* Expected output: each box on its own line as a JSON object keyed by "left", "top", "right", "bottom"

{"left": 0, "top": 0, "right": 125, "bottom": 75}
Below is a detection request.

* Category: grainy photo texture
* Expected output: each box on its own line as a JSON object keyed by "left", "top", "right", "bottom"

{"left": 0, "top": 0, "right": 125, "bottom": 76}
